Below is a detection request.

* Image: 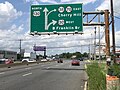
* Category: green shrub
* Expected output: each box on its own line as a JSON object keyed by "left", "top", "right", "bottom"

{"left": 109, "top": 64, "right": 120, "bottom": 78}
{"left": 87, "top": 63, "right": 106, "bottom": 90}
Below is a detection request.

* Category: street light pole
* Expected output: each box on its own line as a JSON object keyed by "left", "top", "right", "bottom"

{"left": 98, "top": 13, "right": 101, "bottom": 62}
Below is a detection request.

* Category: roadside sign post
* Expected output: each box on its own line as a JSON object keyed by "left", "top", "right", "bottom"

{"left": 30, "top": 3, "right": 83, "bottom": 34}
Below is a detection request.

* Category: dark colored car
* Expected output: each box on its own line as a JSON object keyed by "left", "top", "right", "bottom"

{"left": 57, "top": 59, "right": 63, "bottom": 63}
{"left": 71, "top": 60, "right": 80, "bottom": 66}
{"left": 78, "top": 58, "right": 83, "bottom": 61}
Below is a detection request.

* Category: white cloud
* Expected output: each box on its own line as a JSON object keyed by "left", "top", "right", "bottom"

{"left": 0, "top": 1, "right": 24, "bottom": 51}
{"left": 0, "top": 24, "right": 24, "bottom": 39}
{"left": 61, "top": 0, "right": 96, "bottom": 4}
{"left": 0, "top": 24, "right": 24, "bottom": 51}
{"left": 24, "top": 0, "right": 58, "bottom": 4}
{"left": 0, "top": 1, "right": 22, "bottom": 25}
{"left": 25, "top": 0, "right": 96, "bottom": 4}
{"left": 40, "top": 0, "right": 57, "bottom": 4}
{"left": 96, "top": 0, "right": 109, "bottom": 11}
{"left": 96, "top": 0, "right": 120, "bottom": 16}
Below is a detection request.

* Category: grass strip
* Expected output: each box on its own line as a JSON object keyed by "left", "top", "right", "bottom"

{"left": 86, "top": 62, "right": 106, "bottom": 90}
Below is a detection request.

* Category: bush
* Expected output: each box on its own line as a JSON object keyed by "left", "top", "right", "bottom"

{"left": 87, "top": 63, "right": 106, "bottom": 90}
{"left": 108, "top": 64, "right": 120, "bottom": 78}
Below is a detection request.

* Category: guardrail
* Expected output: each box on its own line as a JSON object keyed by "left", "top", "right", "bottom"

{"left": 0, "top": 60, "right": 55, "bottom": 68}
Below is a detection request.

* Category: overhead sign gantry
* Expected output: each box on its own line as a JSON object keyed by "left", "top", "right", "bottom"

{"left": 30, "top": 4, "right": 111, "bottom": 59}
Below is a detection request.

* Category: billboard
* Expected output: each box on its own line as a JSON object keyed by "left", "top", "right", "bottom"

{"left": 33, "top": 46, "right": 46, "bottom": 51}
{"left": 30, "top": 3, "right": 83, "bottom": 34}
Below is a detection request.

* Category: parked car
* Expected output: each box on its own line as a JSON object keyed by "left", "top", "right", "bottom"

{"left": 46, "top": 57, "right": 52, "bottom": 61}
{"left": 22, "top": 58, "right": 36, "bottom": 63}
{"left": 41, "top": 59, "right": 47, "bottom": 62}
{"left": 71, "top": 60, "right": 80, "bottom": 66}
{"left": 0, "top": 58, "right": 14, "bottom": 64}
{"left": 5, "top": 59, "right": 14, "bottom": 64}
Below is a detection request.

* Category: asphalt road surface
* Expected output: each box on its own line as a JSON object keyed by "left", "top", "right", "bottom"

{"left": 0, "top": 60, "right": 87, "bottom": 90}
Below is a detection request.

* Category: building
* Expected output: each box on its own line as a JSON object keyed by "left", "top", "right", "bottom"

{"left": 0, "top": 50, "right": 17, "bottom": 60}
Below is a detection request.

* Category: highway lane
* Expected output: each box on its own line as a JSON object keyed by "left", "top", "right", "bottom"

{"left": 0, "top": 60, "right": 87, "bottom": 90}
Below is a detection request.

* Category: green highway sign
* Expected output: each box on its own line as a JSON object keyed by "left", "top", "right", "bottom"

{"left": 30, "top": 3, "right": 83, "bottom": 34}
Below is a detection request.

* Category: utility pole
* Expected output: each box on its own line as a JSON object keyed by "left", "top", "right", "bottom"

{"left": 19, "top": 39, "right": 22, "bottom": 60}
{"left": 104, "top": 10, "right": 110, "bottom": 57}
{"left": 94, "top": 27, "right": 96, "bottom": 60}
{"left": 110, "top": 0, "right": 116, "bottom": 63}
{"left": 91, "top": 33, "right": 93, "bottom": 60}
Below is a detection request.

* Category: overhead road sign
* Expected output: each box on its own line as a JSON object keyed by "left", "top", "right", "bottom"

{"left": 30, "top": 3, "right": 83, "bottom": 35}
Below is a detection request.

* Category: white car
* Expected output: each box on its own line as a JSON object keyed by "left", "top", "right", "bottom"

{"left": 22, "top": 58, "right": 36, "bottom": 63}
{"left": 41, "top": 59, "right": 47, "bottom": 62}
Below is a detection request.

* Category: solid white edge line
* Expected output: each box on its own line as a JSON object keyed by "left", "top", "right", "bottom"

{"left": 84, "top": 64, "right": 88, "bottom": 90}
{"left": 22, "top": 73, "right": 32, "bottom": 77}
{"left": 84, "top": 81, "right": 87, "bottom": 90}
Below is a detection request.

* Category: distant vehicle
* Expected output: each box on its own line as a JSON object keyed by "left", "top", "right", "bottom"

{"left": 41, "top": 59, "right": 47, "bottom": 62}
{"left": 78, "top": 58, "right": 83, "bottom": 61}
{"left": 52, "top": 57, "right": 56, "bottom": 60}
{"left": 0, "top": 58, "right": 14, "bottom": 64}
{"left": 0, "top": 58, "right": 7, "bottom": 64}
{"left": 46, "top": 57, "right": 52, "bottom": 61}
{"left": 71, "top": 60, "right": 80, "bottom": 66}
{"left": 57, "top": 59, "right": 63, "bottom": 63}
{"left": 23, "top": 52, "right": 36, "bottom": 59}
{"left": 22, "top": 52, "right": 36, "bottom": 63}
{"left": 5, "top": 59, "right": 14, "bottom": 64}
{"left": 22, "top": 58, "right": 36, "bottom": 63}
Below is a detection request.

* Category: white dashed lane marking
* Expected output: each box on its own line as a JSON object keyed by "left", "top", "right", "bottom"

{"left": 22, "top": 73, "right": 32, "bottom": 77}
{"left": 25, "top": 67, "right": 31, "bottom": 70}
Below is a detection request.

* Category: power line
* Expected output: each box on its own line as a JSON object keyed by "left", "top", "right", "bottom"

{"left": 114, "top": 16, "right": 120, "bottom": 20}
{"left": 114, "top": 11, "right": 120, "bottom": 15}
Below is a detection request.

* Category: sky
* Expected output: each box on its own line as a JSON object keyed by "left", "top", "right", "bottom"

{"left": 0, "top": 0, "right": 120, "bottom": 56}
